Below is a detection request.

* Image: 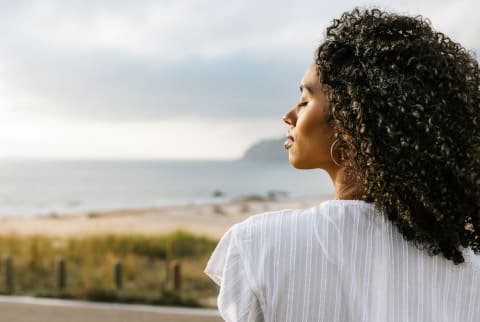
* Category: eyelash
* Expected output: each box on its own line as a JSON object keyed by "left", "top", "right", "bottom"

{"left": 297, "top": 101, "right": 308, "bottom": 108}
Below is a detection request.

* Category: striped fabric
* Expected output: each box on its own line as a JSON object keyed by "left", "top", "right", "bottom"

{"left": 204, "top": 199, "right": 480, "bottom": 322}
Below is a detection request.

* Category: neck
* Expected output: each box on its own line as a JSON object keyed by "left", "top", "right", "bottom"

{"left": 328, "top": 167, "right": 364, "bottom": 200}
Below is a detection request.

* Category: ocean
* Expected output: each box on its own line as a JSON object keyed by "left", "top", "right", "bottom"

{"left": 0, "top": 159, "right": 334, "bottom": 217}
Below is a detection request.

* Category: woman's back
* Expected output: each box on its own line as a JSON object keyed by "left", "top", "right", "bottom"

{"left": 205, "top": 200, "right": 480, "bottom": 321}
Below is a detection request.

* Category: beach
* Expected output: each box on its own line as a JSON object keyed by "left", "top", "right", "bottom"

{"left": 0, "top": 194, "right": 333, "bottom": 238}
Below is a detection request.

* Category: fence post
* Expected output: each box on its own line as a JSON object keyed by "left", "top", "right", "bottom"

{"left": 4, "top": 256, "right": 13, "bottom": 294}
{"left": 173, "top": 261, "right": 181, "bottom": 291}
{"left": 165, "top": 238, "right": 172, "bottom": 288}
{"left": 114, "top": 260, "right": 122, "bottom": 290}
{"left": 57, "top": 257, "right": 66, "bottom": 290}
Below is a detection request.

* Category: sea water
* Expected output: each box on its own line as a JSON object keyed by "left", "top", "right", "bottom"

{"left": 0, "top": 159, "right": 334, "bottom": 217}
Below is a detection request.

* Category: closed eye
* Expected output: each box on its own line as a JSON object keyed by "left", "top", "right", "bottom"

{"left": 297, "top": 101, "right": 308, "bottom": 108}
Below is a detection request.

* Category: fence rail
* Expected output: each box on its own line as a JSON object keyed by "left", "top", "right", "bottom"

{"left": 1, "top": 256, "right": 183, "bottom": 295}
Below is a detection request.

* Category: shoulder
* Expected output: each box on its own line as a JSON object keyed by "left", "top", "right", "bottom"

{"left": 232, "top": 207, "right": 310, "bottom": 240}
{"left": 210, "top": 200, "right": 382, "bottom": 289}
{"left": 232, "top": 200, "right": 377, "bottom": 238}
{"left": 231, "top": 199, "right": 382, "bottom": 247}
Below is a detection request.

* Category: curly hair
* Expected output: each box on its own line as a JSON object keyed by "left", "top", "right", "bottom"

{"left": 315, "top": 8, "right": 480, "bottom": 264}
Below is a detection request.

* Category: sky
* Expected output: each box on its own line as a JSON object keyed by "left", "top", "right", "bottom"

{"left": 0, "top": 0, "right": 478, "bottom": 160}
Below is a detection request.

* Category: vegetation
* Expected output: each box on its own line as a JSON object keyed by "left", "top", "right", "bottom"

{"left": 0, "top": 230, "right": 219, "bottom": 307}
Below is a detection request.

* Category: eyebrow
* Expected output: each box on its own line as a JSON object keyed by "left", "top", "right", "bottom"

{"left": 299, "top": 84, "right": 313, "bottom": 94}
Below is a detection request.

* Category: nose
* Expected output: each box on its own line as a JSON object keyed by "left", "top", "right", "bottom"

{"left": 282, "top": 107, "right": 297, "bottom": 126}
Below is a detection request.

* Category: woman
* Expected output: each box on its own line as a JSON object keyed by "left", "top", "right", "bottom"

{"left": 205, "top": 8, "right": 480, "bottom": 321}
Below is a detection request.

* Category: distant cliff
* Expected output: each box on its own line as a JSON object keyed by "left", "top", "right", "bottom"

{"left": 241, "top": 137, "right": 287, "bottom": 161}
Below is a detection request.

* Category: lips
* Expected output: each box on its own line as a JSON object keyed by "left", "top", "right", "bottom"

{"left": 284, "top": 136, "right": 294, "bottom": 149}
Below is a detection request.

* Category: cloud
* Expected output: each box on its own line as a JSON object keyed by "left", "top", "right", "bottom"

{"left": 0, "top": 113, "right": 285, "bottom": 160}
{"left": 0, "top": 0, "right": 324, "bottom": 121}
{"left": 0, "top": 0, "right": 478, "bottom": 124}
{"left": 3, "top": 51, "right": 307, "bottom": 121}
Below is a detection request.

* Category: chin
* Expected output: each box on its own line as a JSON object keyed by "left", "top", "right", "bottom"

{"left": 288, "top": 156, "right": 317, "bottom": 170}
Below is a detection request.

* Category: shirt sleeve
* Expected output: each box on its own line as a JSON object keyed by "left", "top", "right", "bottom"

{"left": 204, "top": 224, "right": 264, "bottom": 322}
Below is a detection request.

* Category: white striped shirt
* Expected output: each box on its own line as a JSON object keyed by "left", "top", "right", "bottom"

{"left": 204, "top": 199, "right": 480, "bottom": 322}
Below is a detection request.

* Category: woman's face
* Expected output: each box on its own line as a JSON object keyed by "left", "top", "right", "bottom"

{"left": 282, "top": 63, "right": 337, "bottom": 170}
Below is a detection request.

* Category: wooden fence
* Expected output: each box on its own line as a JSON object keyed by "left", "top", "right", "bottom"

{"left": 1, "top": 256, "right": 182, "bottom": 294}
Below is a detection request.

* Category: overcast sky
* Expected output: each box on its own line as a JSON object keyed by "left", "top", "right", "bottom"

{"left": 0, "top": 0, "right": 478, "bottom": 160}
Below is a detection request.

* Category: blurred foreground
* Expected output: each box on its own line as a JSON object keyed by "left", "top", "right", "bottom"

{"left": 0, "top": 195, "right": 330, "bottom": 308}
{"left": 0, "top": 295, "right": 222, "bottom": 322}
{"left": 0, "top": 231, "right": 218, "bottom": 307}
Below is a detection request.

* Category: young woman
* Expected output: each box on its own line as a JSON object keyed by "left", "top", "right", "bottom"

{"left": 205, "top": 8, "right": 480, "bottom": 321}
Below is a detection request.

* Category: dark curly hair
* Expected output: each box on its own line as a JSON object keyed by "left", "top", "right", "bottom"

{"left": 315, "top": 8, "right": 480, "bottom": 264}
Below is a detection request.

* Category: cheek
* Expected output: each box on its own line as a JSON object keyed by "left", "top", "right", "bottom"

{"left": 297, "top": 112, "right": 329, "bottom": 139}
{"left": 297, "top": 114, "right": 334, "bottom": 158}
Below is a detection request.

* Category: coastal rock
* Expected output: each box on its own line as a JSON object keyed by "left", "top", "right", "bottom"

{"left": 241, "top": 137, "right": 286, "bottom": 162}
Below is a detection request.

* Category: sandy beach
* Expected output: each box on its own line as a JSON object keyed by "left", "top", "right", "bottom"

{"left": 0, "top": 194, "right": 333, "bottom": 239}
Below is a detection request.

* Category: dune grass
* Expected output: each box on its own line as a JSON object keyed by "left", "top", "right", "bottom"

{"left": 0, "top": 230, "right": 219, "bottom": 307}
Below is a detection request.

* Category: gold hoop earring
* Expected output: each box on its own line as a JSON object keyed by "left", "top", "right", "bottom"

{"left": 330, "top": 139, "right": 342, "bottom": 167}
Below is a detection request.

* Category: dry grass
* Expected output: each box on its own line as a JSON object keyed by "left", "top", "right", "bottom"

{"left": 0, "top": 231, "right": 219, "bottom": 307}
